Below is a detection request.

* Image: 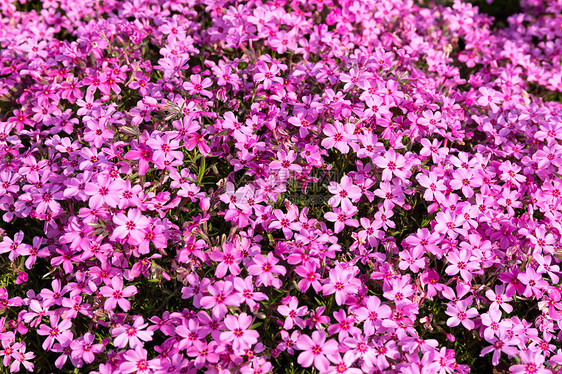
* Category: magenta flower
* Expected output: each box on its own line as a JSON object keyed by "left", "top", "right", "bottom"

{"left": 445, "top": 299, "right": 479, "bottom": 330}
{"left": 233, "top": 276, "right": 268, "bottom": 312}
{"left": 480, "top": 331, "right": 518, "bottom": 366}
{"left": 324, "top": 199, "right": 359, "bottom": 234}
{"left": 445, "top": 248, "right": 480, "bottom": 283}
{"left": 328, "top": 175, "right": 362, "bottom": 207}
{"left": 323, "top": 267, "right": 361, "bottom": 305}
{"left": 112, "top": 317, "right": 153, "bottom": 349}
{"left": 327, "top": 351, "right": 363, "bottom": 374}
{"left": 199, "top": 280, "right": 239, "bottom": 318}
{"left": 99, "top": 276, "right": 138, "bottom": 312}
{"left": 120, "top": 347, "right": 153, "bottom": 374}
{"left": 417, "top": 172, "right": 446, "bottom": 202}
{"left": 354, "top": 296, "right": 392, "bottom": 336}
{"left": 374, "top": 149, "right": 407, "bottom": 181}
{"left": 509, "top": 350, "right": 551, "bottom": 374}
{"left": 254, "top": 64, "right": 283, "bottom": 90}
{"left": 220, "top": 313, "right": 260, "bottom": 355}
{"left": 247, "top": 253, "right": 286, "bottom": 288}
{"left": 37, "top": 314, "right": 73, "bottom": 351}
{"left": 270, "top": 150, "right": 302, "bottom": 180}
{"left": 322, "top": 121, "right": 354, "bottom": 154}
{"left": 84, "top": 173, "right": 124, "bottom": 208}
{"left": 296, "top": 331, "right": 339, "bottom": 372}
{"left": 111, "top": 208, "right": 150, "bottom": 245}
{"left": 70, "top": 333, "right": 104, "bottom": 364}
{"left": 278, "top": 296, "right": 308, "bottom": 330}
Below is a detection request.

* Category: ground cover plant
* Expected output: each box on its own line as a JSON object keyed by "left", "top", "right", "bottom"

{"left": 0, "top": 0, "right": 562, "bottom": 372}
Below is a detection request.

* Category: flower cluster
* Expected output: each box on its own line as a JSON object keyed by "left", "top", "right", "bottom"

{"left": 1, "top": 0, "right": 562, "bottom": 373}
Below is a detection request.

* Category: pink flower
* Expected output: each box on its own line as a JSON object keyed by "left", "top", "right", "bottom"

{"left": 398, "top": 248, "right": 426, "bottom": 273}
{"left": 9, "top": 344, "right": 35, "bottom": 373}
{"left": 486, "top": 285, "right": 513, "bottom": 313}
{"left": 232, "top": 276, "right": 268, "bottom": 312}
{"left": 269, "top": 209, "right": 301, "bottom": 239}
{"left": 99, "top": 276, "right": 138, "bottom": 312}
{"left": 445, "top": 248, "right": 480, "bottom": 282}
{"left": 84, "top": 173, "right": 124, "bottom": 208}
{"left": 209, "top": 243, "right": 243, "bottom": 278}
{"left": 327, "top": 309, "right": 361, "bottom": 341}
{"left": 445, "top": 299, "right": 479, "bottom": 330}
{"left": 322, "top": 121, "right": 354, "bottom": 154}
{"left": 328, "top": 175, "right": 362, "bottom": 207}
{"left": 497, "top": 188, "right": 522, "bottom": 216}
{"left": 354, "top": 296, "right": 392, "bottom": 336}
{"left": 146, "top": 132, "right": 184, "bottom": 169}
{"left": 70, "top": 333, "right": 104, "bottom": 364}
{"left": 480, "top": 308, "right": 510, "bottom": 341}
{"left": 37, "top": 314, "right": 73, "bottom": 351}
{"left": 120, "top": 347, "right": 153, "bottom": 374}
{"left": 327, "top": 351, "right": 363, "bottom": 374}
{"left": 296, "top": 331, "right": 339, "bottom": 371}
{"left": 183, "top": 74, "right": 213, "bottom": 98}
{"left": 111, "top": 208, "right": 150, "bottom": 245}
{"left": 518, "top": 268, "right": 549, "bottom": 298}
{"left": 269, "top": 30, "right": 298, "bottom": 54}
{"left": 0, "top": 231, "right": 29, "bottom": 262}
{"left": 270, "top": 150, "right": 302, "bottom": 180}
{"left": 324, "top": 199, "right": 359, "bottom": 234}
{"left": 199, "top": 280, "right": 239, "bottom": 318}
{"left": 295, "top": 262, "right": 323, "bottom": 293}
{"left": 323, "top": 267, "right": 361, "bottom": 305}
{"left": 277, "top": 330, "right": 301, "bottom": 355}
{"left": 480, "top": 331, "right": 518, "bottom": 366}
{"left": 498, "top": 161, "right": 525, "bottom": 187}
{"left": 124, "top": 140, "right": 153, "bottom": 176}
{"left": 278, "top": 296, "right": 308, "bottom": 330}
{"left": 357, "top": 217, "right": 384, "bottom": 247}
{"left": 417, "top": 172, "right": 446, "bottom": 202}
{"left": 434, "top": 209, "right": 466, "bottom": 239}
{"left": 220, "top": 313, "right": 260, "bottom": 355}
{"left": 254, "top": 64, "right": 283, "bottom": 90}
{"left": 247, "top": 253, "right": 286, "bottom": 288}
{"left": 112, "top": 317, "right": 153, "bottom": 349}
{"left": 478, "top": 86, "right": 501, "bottom": 111}
{"left": 373, "top": 180, "right": 406, "bottom": 210}
{"left": 383, "top": 275, "right": 414, "bottom": 305}
{"left": 509, "top": 350, "right": 551, "bottom": 374}
{"left": 374, "top": 149, "right": 407, "bottom": 181}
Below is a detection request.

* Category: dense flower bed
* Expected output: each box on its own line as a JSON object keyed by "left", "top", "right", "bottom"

{"left": 1, "top": 0, "right": 562, "bottom": 372}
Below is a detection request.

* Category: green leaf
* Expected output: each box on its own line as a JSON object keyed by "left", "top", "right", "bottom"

{"left": 197, "top": 156, "right": 206, "bottom": 185}
{"left": 249, "top": 322, "right": 263, "bottom": 329}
